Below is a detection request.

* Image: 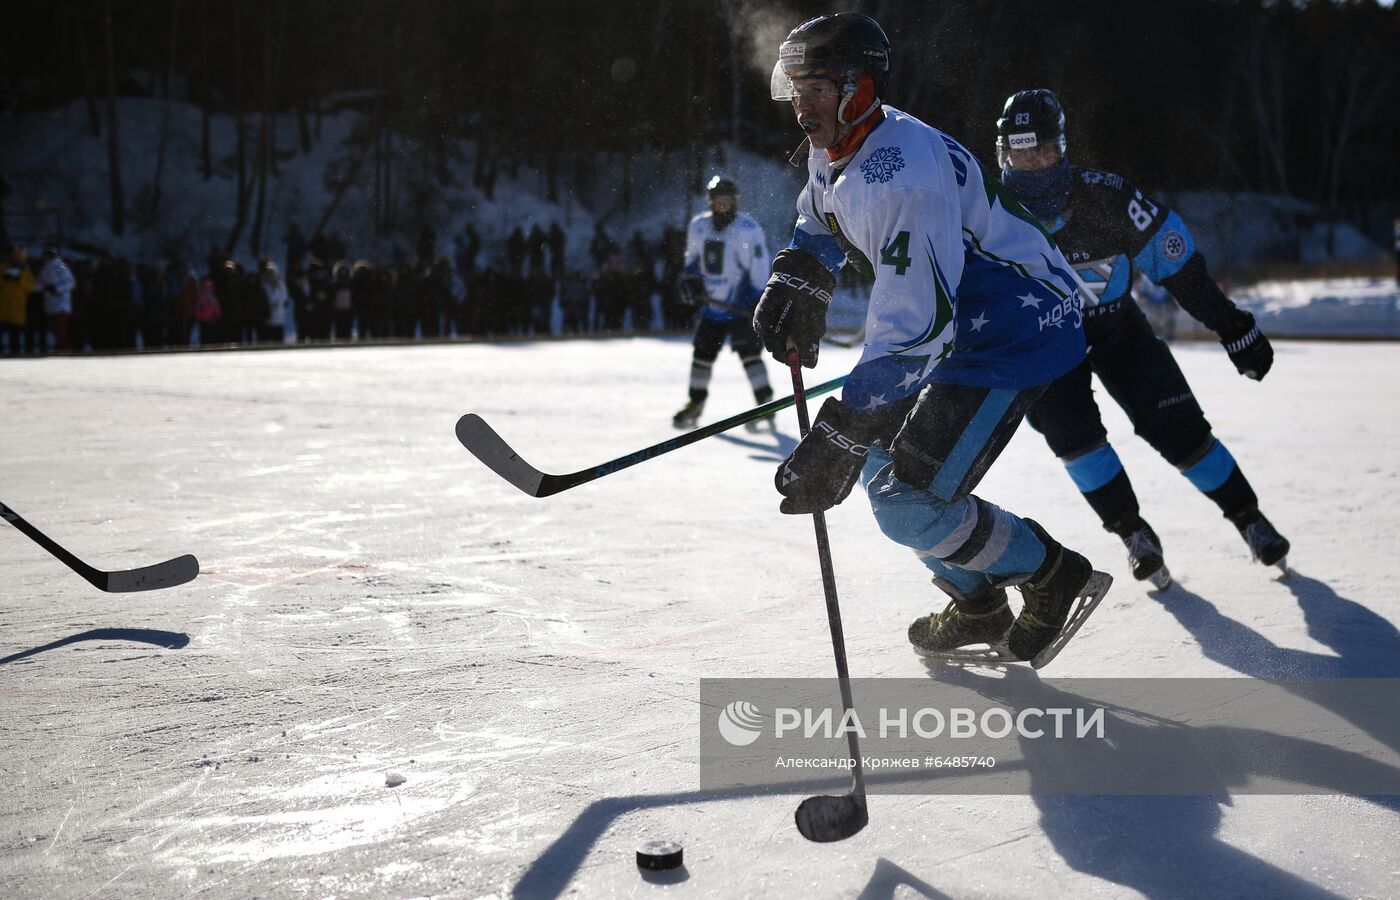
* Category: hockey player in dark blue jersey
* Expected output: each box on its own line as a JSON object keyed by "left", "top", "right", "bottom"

{"left": 997, "top": 88, "right": 1290, "bottom": 587}
{"left": 751, "top": 14, "right": 1112, "bottom": 668}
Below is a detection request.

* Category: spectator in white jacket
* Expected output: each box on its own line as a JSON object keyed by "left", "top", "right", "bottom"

{"left": 37, "top": 246, "right": 75, "bottom": 351}
{"left": 258, "top": 258, "right": 289, "bottom": 344}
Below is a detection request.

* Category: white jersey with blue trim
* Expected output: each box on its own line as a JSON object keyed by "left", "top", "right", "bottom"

{"left": 790, "top": 106, "right": 1087, "bottom": 412}
{"left": 684, "top": 211, "right": 769, "bottom": 322}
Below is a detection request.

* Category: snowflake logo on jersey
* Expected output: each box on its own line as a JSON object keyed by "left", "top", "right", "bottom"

{"left": 860, "top": 147, "right": 906, "bottom": 185}
{"left": 1161, "top": 230, "right": 1187, "bottom": 262}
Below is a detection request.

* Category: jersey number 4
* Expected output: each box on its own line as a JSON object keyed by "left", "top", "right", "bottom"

{"left": 880, "top": 231, "right": 912, "bottom": 275}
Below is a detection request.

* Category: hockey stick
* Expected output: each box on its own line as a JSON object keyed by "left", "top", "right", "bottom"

{"left": 785, "top": 356, "right": 869, "bottom": 843}
{"left": 455, "top": 375, "right": 847, "bottom": 498}
{"left": 0, "top": 501, "right": 200, "bottom": 592}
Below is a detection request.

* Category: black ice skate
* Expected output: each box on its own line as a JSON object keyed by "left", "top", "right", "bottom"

{"left": 908, "top": 578, "right": 1014, "bottom": 661}
{"left": 1231, "top": 507, "right": 1290, "bottom": 574}
{"left": 745, "top": 388, "right": 776, "bottom": 432}
{"left": 1007, "top": 521, "right": 1113, "bottom": 669}
{"left": 672, "top": 398, "right": 705, "bottom": 430}
{"left": 1119, "top": 520, "right": 1171, "bottom": 590}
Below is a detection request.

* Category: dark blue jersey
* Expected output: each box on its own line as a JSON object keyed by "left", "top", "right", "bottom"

{"left": 1045, "top": 168, "right": 1246, "bottom": 340}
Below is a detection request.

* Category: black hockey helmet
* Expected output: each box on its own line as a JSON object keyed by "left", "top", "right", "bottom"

{"left": 771, "top": 13, "right": 891, "bottom": 110}
{"left": 706, "top": 175, "right": 739, "bottom": 199}
{"left": 707, "top": 175, "right": 739, "bottom": 228}
{"left": 995, "top": 89, "right": 1067, "bottom": 168}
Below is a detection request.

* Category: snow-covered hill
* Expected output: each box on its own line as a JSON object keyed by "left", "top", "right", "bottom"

{"left": 0, "top": 98, "right": 806, "bottom": 270}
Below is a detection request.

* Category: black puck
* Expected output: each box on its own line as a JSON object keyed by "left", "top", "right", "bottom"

{"left": 635, "top": 839, "right": 683, "bottom": 871}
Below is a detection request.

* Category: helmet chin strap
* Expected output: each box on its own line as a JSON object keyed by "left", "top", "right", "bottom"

{"left": 837, "top": 94, "right": 880, "bottom": 128}
{"left": 825, "top": 74, "right": 882, "bottom": 162}
{"left": 827, "top": 84, "right": 884, "bottom": 163}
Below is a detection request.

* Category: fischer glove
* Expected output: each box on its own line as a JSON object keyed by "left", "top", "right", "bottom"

{"left": 753, "top": 248, "right": 835, "bottom": 368}
{"left": 775, "top": 397, "right": 877, "bottom": 514}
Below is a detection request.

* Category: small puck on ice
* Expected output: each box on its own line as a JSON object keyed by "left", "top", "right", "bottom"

{"left": 635, "top": 840, "right": 683, "bottom": 871}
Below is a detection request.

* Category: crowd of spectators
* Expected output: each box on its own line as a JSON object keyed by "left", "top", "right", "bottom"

{"left": 0, "top": 221, "right": 695, "bottom": 356}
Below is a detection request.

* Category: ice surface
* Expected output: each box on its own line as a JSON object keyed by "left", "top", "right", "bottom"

{"left": 2, "top": 337, "right": 1399, "bottom": 898}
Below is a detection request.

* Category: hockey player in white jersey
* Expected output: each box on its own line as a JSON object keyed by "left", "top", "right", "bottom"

{"left": 753, "top": 12, "right": 1111, "bottom": 666}
{"left": 672, "top": 176, "right": 774, "bottom": 429}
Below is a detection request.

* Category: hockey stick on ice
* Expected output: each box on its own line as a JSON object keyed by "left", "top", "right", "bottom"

{"left": 455, "top": 375, "right": 847, "bottom": 498}
{"left": 784, "top": 356, "right": 869, "bottom": 843}
{"left": 0, "top": 501, "right": 200, "bottom": 592}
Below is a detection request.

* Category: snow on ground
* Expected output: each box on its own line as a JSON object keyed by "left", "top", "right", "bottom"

{"left": 2, "top": 337, "right": 1399, "bottom": 898}
{"left": 1233, "top": 278, "right": 1400, "bottom": 339}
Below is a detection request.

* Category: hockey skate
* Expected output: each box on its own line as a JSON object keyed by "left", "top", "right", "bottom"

{"left": 908, "top": 579, "right": 1014, "bottom": 663}
{"left": 672, "top": 398, "right": 705, "bottom": 430}
{"left": 1232, "top": 507, "right": 1290, "bottom": 575}
{"left": 745, "top": 388, "right": 776, "bottom": 432}
{"left": 1006, "top": 522, "right": 1113, "bottom": 669}
{"left": 1120, "top": 520, "right": 1171, "bottom": 590}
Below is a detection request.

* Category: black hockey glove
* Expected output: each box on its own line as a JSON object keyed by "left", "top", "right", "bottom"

{"left": 676, "top": 272, "right": 707, "bottom": 307}
{"left": 1218, "top": 312, "right": 1273, "bottom": 381}
{"left": 775, "top": 397, "right": 878, "bottom": 515}
{"left": 752, "top": 248, "right": 835, "bottom": 368}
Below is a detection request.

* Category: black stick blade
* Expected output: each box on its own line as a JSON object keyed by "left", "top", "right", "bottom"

{"left": 795, "top": 793, "right": 868, "bottom": 843}
{"left": 100, "top": 554, "right": 200, "bottom": 593}
{"left": 455, "top": 414, "right": 547, "bottom": 497}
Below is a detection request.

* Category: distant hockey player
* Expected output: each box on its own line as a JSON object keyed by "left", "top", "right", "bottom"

{"left": 672, "top": 176, "right": 773, "bottom": 429}
{"left": 996, "top": 88, "right": 1289, "bottom": 587}
{"left": 753, "top": 13, "right": 1111, "bottom": 666}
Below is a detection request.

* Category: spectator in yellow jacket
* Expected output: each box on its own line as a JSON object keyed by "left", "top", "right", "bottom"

{"left": 1, "top": 244, "right": 35, "bottom": 355}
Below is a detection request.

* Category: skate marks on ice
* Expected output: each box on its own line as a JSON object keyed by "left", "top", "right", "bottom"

{"left": 918, "top": 664, "right": 1400, "bottom": 898}
{"left": 0, "top": 627, "right": 190, "bottom": 666}
{"left": 7, "top": 659, "right": 596, "bottom": 896}
{"left": 510, "top": 776, "right": 975, "bottom": 899}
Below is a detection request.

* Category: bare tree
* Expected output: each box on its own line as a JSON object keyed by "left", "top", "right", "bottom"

{"left": 149, "top": 0, "right": 182, "bottom": 227}
{"left": 72, "top": 0, "right": 101, "bottom": 137}
{"left": 1236, "top": 26, "right": 1292, "bottom": 198}
{"left": 249, "top": 0, "right": 284, "bottom": 256}
{"left": 199, "top": 0, "right": 212, "bottom": 181}
{"left": 1314, "top": 44, "right": 1392, "bottom": 256}
{"left": 103, "top": 0, "right": 124, "bottom": 235}
{"left": 226, "top": 5, "right": 252, "bottom": 253}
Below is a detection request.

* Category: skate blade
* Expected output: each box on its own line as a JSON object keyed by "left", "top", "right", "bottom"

{"left": 1029, "top": 570, "right": 1113, "bottom": 669}
{"left": 1272, "top": 557, "right": 1290, "bottom": 580}
{"left": 1148, "top": 567, "right": 1173, "bottom": 591}
{"left": 915, "top": 641, "right": 1014, "bottom": 666}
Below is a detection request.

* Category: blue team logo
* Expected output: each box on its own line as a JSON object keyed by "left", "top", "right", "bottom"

{"left": 860, "top": 147, "right": 906, "bottom": 185}
{"left": 1161, "top": 230, "right": 1187, "bottom": 262}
